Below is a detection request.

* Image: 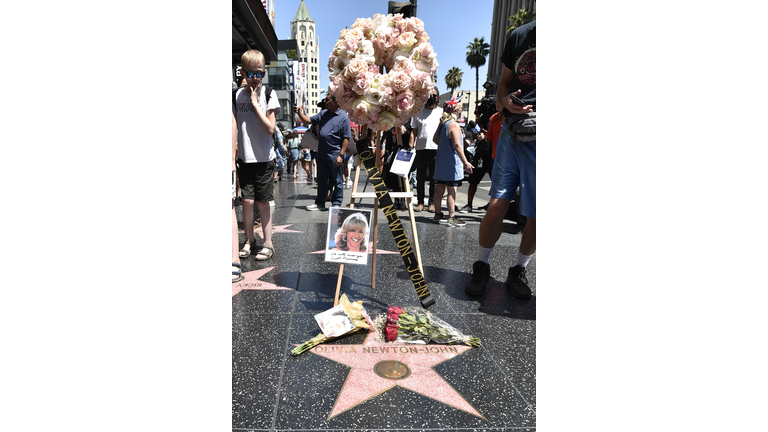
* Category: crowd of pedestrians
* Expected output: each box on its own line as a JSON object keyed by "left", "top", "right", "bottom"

{"left": 233, "top": 19, "right": 535, "bottom": 299}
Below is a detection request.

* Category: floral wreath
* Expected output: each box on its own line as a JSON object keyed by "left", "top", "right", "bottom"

{"left": 327, "top": 13, "right": 439, "bottom": 131}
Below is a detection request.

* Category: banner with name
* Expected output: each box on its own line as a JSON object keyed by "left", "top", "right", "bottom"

{"left": 355, "top": 137, "right": 436, "bottom": 309}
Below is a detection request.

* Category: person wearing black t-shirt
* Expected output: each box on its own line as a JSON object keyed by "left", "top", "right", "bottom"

{"left": 466, "top": 20, "right": 536, "bottom": 299}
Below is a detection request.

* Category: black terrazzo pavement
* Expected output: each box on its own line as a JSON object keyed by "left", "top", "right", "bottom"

{"left": 233, "top": 167, "right": 535, "bottom": 431}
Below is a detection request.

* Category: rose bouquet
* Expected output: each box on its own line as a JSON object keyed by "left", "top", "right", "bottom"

{"left": 374, "top": 306, "right": 481, "bottom": 347}
{"left": 327, "top": 13, "right": 439, "bottom": 130}
{"left": 292, "top": 294, "right": 375, "bottom": 356}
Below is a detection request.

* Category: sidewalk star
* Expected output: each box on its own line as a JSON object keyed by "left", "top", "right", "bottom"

{"left": 232, "top": 266, "right": 292, "bottom": 297}
{"left": 309, "top": 330, "right": 484, "bottom": 420}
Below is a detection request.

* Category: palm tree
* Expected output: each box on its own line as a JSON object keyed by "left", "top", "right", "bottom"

{"left": 465, "top": 37, "right": 490, "bottom": 118}
{"left": 444, "top": 67, "right": 463, "bottom": 99}
{"left": 506, "top": 7, "right": 535, "bottom": 36}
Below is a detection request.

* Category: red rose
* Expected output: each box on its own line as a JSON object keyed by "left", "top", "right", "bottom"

{"left": 385, "top": 326, "right": 399, "bottom": 341}
{"left": 387, "top": 313, "right": 400, "bottom": 324}
{"left": 390, "top": 306, "right": 404, "bottom": 315}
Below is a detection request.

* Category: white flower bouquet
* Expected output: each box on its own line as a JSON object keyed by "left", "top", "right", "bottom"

{"left": 327, "top": 13, "right": 439, "bottom": 130}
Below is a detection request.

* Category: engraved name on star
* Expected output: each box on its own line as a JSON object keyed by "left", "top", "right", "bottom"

{"left": 232, "top": 266, "right": 292, "bottom": 297}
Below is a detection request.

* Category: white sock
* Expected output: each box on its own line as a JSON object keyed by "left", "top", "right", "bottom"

{"left": 516, "top": 251, "right": 533, "bottom": 267}
{"left": 477, "top": 246, "right": 493, "bottom": 263}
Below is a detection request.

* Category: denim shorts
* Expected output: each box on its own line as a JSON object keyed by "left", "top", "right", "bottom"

{"left": 490, "top": 123, "right": 535, "bottom": 217}
{"left": 289, "top": 148, "right": 299, "bottom": 161}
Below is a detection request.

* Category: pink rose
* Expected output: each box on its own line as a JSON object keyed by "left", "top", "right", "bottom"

{"left": 345, "top": 57, "right": 368, "bottom": 78}
{"left": 392, "top": 57, "right": 415, "bottom": 75}
{"left": 411, "top": 18, "right": 425, "bottom": 34}
{"left": 396, "top": 90, "right": 414, "bottom": 113}
{"left": 368, "top": 105, "right": 382, "bottom": 124}
{"left": 352, "top": 97, "right": 371, "bottom": 119}
{"left": 344, "top": 38, "right": 359, "bottom": 53}
{"left": 396, "top": 31, "right": 417, "bottom": 53}
{"left": 354, "top": 71, "right": 373, "bottom": 92}
{"left": 377, "top": 31, "right": 395, "bottom": 50}
{"left": 379, "top": 85, "right": 395, "bottom": 106}
{"left": 420, "top": 43, "right": 434, "bottom": 58}
{"left": 429, "top": 57, "right": 439, "bottom": 75}
{"left": 389, "top": 71, "right": 412, "bottom": 92}
{"left": 332, "top": 77, "right": 345, "bottom": 100}
{"left": 410, "top": 70, "right": 432, "bottom": 91}
{"left": 340, "top": 91, "right": 357, "bottom": 110}
{"left": 416, "top": 31, "right": 430, "bottom": 45}
{"left": 351, "top": 18, "right": 373, "bottom": 36}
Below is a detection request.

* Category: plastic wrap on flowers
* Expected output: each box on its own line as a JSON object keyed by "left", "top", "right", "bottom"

{"left": 373, "top": 306, "right": 481, "bottom": 347}
{"left": 327, "top": 13, "right": 439, "bottom": 130}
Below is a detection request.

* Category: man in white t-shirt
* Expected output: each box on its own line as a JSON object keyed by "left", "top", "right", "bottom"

{"left": 233, "top": 49, "right": 280, "bottom": 261}
{"left": 409, "top": 86, "right": 442, "bottom": 212}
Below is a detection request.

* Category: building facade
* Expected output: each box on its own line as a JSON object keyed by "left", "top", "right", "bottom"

{"left": 232, "top": 0, "right": 278, "bottom": 77}
{"left": 486, "top": 0, "right": 536, "bottom": 94}
{"left": 290, "top": 0, "right": 321, "bottom": 116}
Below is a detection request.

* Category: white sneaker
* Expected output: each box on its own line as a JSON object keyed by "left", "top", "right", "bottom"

{"left": 269, "top": 200, "right": 275, "bottom": 207}
{"left": 346, "top": 180, "right": 353, "bottom": 188}
{"left": 306, "top": 204, "right": 320, "bottom": 211}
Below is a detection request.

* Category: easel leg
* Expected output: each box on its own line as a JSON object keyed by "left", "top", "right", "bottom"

{"left": 402, "top": 177, "right": 424, "bottom": 274}
{"left": 372, "top": 197, "right": 378, "bottom": 291}
{"left": 333, "top": 263, "right": 344, "bottom": 306}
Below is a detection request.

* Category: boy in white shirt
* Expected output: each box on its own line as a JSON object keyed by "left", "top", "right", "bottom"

{"left": 233, "top": 50, "right": 280, "bottom": 261}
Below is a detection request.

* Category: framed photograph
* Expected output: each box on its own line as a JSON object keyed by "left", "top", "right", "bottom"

{"left": 325, "top": 208, "right": 373, "bottom": 265}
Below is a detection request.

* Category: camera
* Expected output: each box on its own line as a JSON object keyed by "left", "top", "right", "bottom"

{"left": 317, "top": 99, "right": 326, "bottom": 109}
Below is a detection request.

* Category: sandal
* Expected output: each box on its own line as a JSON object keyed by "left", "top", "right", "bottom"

{"left": 255, "top": 245, "right": 275, "bottom": 261}
{"left": 232, "top": 262, "right": 244, "bottom": 283}
{"left": 239, "top": 240, "right": 254, "bottom": 258}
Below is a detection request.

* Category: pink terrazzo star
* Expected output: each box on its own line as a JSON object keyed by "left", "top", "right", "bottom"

{"left": 238, "top": 224, "right": 304, "bottom": 239}
{"left": 232, "top": 266, "right": 292, "bottom": 297}
{"left": 309, "top": 330, "right": 484, "bottom": 420}
{"left": 310, "top": 242, "right": 399, "bottom": 255}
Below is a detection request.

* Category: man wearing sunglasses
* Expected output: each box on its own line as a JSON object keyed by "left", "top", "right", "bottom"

{"left": 233, "top": 49, "right": 280, "bottom": 261}
{"left": 294, "top": 95, "right": 351, "bottom": 211}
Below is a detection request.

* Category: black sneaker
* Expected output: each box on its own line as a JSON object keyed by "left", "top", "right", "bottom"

{"left": 506, "top": 265, "right": 532, "bottom": 299}
{"left": 465, "top": 261, "right": 490, "bottom": 295}
{"left": 432, "top": 212, "right": 445, "bottom": 224}
{"left": 459, "top": 204, "right": 473, "bottom": 214}
{"left": 477, "top": 203, "right": 489, "bottom": 211}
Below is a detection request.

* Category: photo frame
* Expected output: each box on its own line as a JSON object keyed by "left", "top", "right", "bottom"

{"left": 325, "top": 208, "right": 373, "bottom": 265}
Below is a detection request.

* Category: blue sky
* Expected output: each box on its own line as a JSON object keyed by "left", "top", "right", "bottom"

{"left": 275, "top": 0, "right": 496, "bottom": 95}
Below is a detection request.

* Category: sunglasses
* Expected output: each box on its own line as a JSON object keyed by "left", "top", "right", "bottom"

{"left": 245, "top": 70, "right": 265, "bottom": 79}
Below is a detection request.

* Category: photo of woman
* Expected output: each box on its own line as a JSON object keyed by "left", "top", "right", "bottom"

{"left": 325, "top": 209, "right": 373, "bottom": 265}
{"left": 333, "top": 213, "right": 369, "bottom": 253}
